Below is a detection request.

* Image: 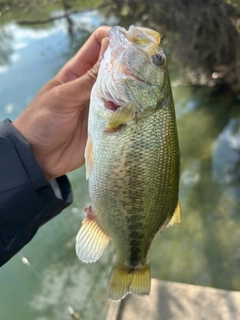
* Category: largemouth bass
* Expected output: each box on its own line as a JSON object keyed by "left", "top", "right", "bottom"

{"left": 76, "top": 25, "right": 180, "bottom": 301}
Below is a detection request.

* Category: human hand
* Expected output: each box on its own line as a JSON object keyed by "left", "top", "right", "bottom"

{"left": 13, "top": 26, "right": 110, "bottom": 181}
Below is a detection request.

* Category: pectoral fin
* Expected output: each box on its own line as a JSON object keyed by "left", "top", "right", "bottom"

{"left": 84, "top": 135, "right": 93, "bottom": 180}
{"left": 106, "top": 101, "right": 136, "bottom": 131}
{"left": 75, "top": 213, "right": 110, "bottom": 263}
{"left": 168, "top": 201, "right": 181, "bottom": 227}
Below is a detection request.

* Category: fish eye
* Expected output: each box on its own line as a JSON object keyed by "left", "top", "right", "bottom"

{"left": 152, "top": 53, "right": 165, "bottom": 66}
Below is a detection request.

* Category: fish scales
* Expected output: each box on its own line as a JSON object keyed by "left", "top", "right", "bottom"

{"left": 90, "top": 103, "right": 178, "bottom": 256}
{"left": 76, "top": 25, "right": 180, "bottom": 301}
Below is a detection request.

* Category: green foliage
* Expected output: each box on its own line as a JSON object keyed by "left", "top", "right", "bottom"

{"left": 0, "top": 0, "right": 102, "bottom": 25}
{"left": 120, "top": 4, "right": 130, "bottom": 17}
{"left": 0, "top": 0, "right": 239, "bottom": 93}
{"left": 108, "top": 0, "right": 240, "bottom": 94}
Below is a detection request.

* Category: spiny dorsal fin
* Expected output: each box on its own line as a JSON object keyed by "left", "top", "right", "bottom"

{"left": 84, "top": 135, "right": 93, "bottom": 180}
{"left": 108, "top": 265, "right": 151, "bottom": 301}
{"left": 106, "top": 101, "right": 136, "bottom": 131}
{"left": 75, "top": 216, "right": 110, "bottom": 263}
{"left": 168, "top": 201, "right": 181, "bottom": 227}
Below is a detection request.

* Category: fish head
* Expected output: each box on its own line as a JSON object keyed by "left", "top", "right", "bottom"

{"left": 94, "top": 25, "right": 172, "bottom": 117}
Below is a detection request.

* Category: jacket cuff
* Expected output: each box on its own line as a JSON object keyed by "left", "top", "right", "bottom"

{"left": 0, "top": 119, "right": 73, "bottom": 266}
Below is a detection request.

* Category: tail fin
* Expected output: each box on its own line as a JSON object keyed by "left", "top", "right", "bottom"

{"left": 108, "top": 264, "right": 151, "bottom": 301}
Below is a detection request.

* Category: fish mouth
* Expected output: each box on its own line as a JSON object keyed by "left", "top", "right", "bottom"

{"left": 109, "top": 26, "right": 146, "bottom": 83}
{"left": 100, "top": 26, "right": 159, "bottom": 112}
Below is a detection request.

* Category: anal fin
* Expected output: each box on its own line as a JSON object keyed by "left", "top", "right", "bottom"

{"left": 168, "top": 201, "right": 181, "bottom": 227}
{"left": 75, "top": 214, "right": 110, "bottom": 263}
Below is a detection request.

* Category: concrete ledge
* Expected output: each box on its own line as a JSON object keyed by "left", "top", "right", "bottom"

{"left": 106, "top": 279, "right": 240, "bottom": 320}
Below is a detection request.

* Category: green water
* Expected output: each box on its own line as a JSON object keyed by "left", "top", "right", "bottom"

{"left": 0, "top": 10, "right": 240, "bottom": 320}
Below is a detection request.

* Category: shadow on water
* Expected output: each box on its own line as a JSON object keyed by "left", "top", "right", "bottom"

{"left": 0, "top": 28, "right": 14, "bottom": 66}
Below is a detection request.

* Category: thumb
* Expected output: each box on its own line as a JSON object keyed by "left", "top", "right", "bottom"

{"left": 56, "top": 59, "right": 101, "bottom": 109}
{"left": 75, "top": 59, "right": 101, "bottom": 103}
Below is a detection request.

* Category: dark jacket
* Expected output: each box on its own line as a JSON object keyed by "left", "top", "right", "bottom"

{"left": 0, "top": 119, "right": 73, "bottom": 266}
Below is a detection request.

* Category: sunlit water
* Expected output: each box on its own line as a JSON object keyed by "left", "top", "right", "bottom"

{"left": 0, "top": 10, "right": 240, "bottom": 320}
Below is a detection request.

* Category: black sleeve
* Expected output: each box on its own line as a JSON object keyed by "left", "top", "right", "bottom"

{"left": 0, "top": 119, "right": 73, "bottom": 266}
